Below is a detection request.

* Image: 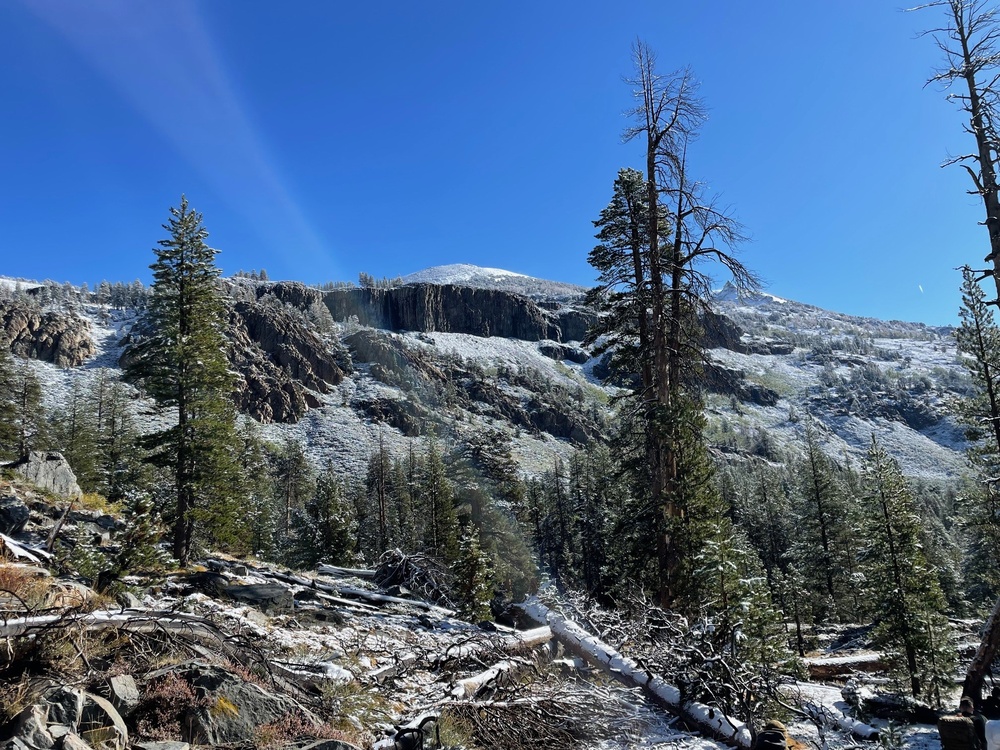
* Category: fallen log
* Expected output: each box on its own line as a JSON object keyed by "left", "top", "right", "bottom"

{"left": 317, "top": 564, "right": 376, "bottom": 580}
{"left": 264, "top": 569, "right": 456, "bottom": 617}
{"left": 450, "top": 657, "right": 532, "bottom": 699}
{"left": 803, "top": 651, "right": 885, "bottom": 680}
{"left": 803, "top": 701, "right": 879, "bottom": 740}
{"left": 516, "top": 597, "right": 753, "bottom": 748}
{"left": 431, "top": 625, "right": 552, "bottom": 667}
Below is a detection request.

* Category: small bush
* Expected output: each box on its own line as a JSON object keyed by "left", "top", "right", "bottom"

{"left": 133, "top": 672, "right": 208, "bottom": 741}
{"left": 255, "top": 712, "right": 358, "bottom": 749}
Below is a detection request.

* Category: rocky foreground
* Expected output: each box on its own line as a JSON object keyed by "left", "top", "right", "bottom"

{"left": 0, "top": 456, "right": 698, "bottom": 750}
{"left": 0, "top": 455, "right": 955, "bottom": 750}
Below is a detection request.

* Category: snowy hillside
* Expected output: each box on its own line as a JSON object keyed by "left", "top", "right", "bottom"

{"left": 0, "top": 270, "right": 974, "bottom": 483}
{"left": 708, "top": 288, "right": 967, "bottom": 479}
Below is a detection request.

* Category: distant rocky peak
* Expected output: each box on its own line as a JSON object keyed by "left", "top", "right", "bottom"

{"left": 401, "top": 264, "right": 588, "bottom": 302}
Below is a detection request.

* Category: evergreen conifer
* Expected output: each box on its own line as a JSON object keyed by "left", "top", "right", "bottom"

{"left": 124, "top": 196, "right": 242, "bottom": 564}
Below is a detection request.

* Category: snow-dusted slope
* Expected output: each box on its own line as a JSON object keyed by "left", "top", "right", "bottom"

{"left": 401, "top": 263, "right": 587, "bottom": 301}
{"left": 0, "top": 270, "right": 974, "bottom": 482}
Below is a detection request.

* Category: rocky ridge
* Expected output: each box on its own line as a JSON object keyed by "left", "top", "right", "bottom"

{"left": 0, "top": 299, "right": 95, "bottom": 368}
{"left": 0, "top": 268, "right": 974, "bottom": 480}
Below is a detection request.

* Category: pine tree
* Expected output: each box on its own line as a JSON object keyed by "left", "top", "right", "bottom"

{"left": 273, "top": 436, "right": 313, "bottom": 541}
{"left": 453, "top": 526, "right": 493, "bottom": 621}
{"left": 589, "top": 41, "right": 757, "bottom": 608}
{"left": 0, "top": 347, "right": 19, "bottom": 459}
{"left": 420, "top": 439, "right": 459, "bottom": 562}
{"left": 115, "top": 489, "right": 169, "bottom": 576}
{"left": 238, "top": 423, "right": 278, "bottom": 559}
{"left": 956, "top": 266, "right": 1000, "bottom": 602}
{"left": 49, "top": 378, "right": 100, "bottom": 491}
{"left": 124, "top": 196, "right": 242, "bottom": 565}
{"left": 693, "top": 520, "right": 788, "bottom": 680}
{"left": 860, "top": 436, "right": 954, "bottom": 702}
{"left": 288, "top": 463, "right": 355, "bottom": 568}
{"left": 366, "top": 435, "right": 394, "bottom": 553}
{"left": 10, "top": 360, "right": 44, "bottom": 456}
{"left": 788, "top": 425, "right": 858, "bottom": 623}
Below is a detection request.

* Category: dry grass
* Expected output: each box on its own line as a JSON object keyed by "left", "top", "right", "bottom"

{"left": 0, "top": 564, "right": 51, "bottom": 611}
{"left": 76, "top": 492, "right": 120, "bottom": 514}
{"left": 0, "top": 673, "right": 36, "bottom": 724}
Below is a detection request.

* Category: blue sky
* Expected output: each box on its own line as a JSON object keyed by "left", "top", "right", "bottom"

{"left": 0, "top": 0, "right": 986, "bottom": 324}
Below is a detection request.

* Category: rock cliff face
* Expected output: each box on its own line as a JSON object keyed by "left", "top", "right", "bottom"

{"left": 323, "top": 284, "right": 568, "bottom": 341}
{"left": 228, "top": 299, "right": 351, "bottom": 424}
{"left": 4, "top": 451, "right": 83, "bottom": 499}
{"left": 0, "top": 301, "right": 95, "bottom": 367}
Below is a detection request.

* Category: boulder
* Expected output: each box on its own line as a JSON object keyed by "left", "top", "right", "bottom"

{"left": 147, "top": 662, "right": 317, "bottom": 746}
{"left": 5, "top": 453, "right": 82, "bottom": 499}
{"left": 223, "top": 583, "right": 293, "bottom": 613}
{"left": 59, "top": 735, "right": 91, "bottom": 750}
{"left": 10, "top": 705, "right": 54, "bottom": 750}
{"left": 79, "top": 693, "right": 128, "bottom": 750}
{"left": 0, "top": 496, "right": 30, "bottom": 535}
{"left": 43, "top": 686, "right": 84, "bottom": 728}
{"left": 103, "top": 675, "right": 140, "bottom": 717}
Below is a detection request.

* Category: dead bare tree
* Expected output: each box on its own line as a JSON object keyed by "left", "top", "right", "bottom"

{"left": 621, "top": 41, "right": 758, "bottom": 607}
{"left": 916, "top": 0, "right": 1000, "bottom": 703}
{"left": 918, "top": 1, "right": 1000, "bottom": 304}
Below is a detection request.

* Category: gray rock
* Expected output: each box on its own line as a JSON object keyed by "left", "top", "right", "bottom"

{"left": 44, "top": 727, "right": 69, "bottom": 741}
{"left": 117, "top": 591, "right": 142, "bottom": 609}
{"left": 11, "top": 704, "right": 54, "bottom": 750}
{"left": 104, "top": 675, "right": 139, "bottom": 717}
{"left": 223, "top": 583, "right": 293, "bottom": 613}
{"left": 0, "top": 301, "right": 95, "bottom": 368}
{"left": 0, "top": 496, "right": 30, "bottom": 535}
{"left": 0, "top": 739, "right": 30, "bottom": 750}
{"left": 79, "top": 693, "right": 127, "bottom": 750}
{"left": 43, "top": 686, "right": 84, "bottom": 728}
{"left": 230, "top": 564, "right": 248, "bottom": 577}
{"left": 59, "top": 734, "right": 91, "bottom": 750}
{"left": 293, "top": 742, "right": 363, "bottom": 750}
{"left": 4, "top": 452, "right": 82, "bottom": 499}
{"left": 152, "top": 662, "right": 316, "bottom": 745}
{"left": 326, "top": 284, "right": 562, "bottom": 342}
{"left": 135, "top": 743, "right": 191, "bottom": 750}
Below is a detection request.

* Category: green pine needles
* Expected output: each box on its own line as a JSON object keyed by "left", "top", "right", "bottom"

{"left": 125, "top": 197, "right": 242, "bottom": 565}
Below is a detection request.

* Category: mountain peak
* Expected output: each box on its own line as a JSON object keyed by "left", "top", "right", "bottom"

{"left": 400, "top": 264, "right": 588, "bottom": 302}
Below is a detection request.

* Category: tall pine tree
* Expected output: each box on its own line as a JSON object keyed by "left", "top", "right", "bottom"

{"left": 859, "top": 437, "right": 954, "bottom": 703}
{"left": 124, "top": 196, "right": 242, "bottom": 565}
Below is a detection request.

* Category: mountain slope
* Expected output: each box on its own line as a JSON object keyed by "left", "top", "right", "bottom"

{"left": 0, "top": 267, "right": 972, "bottom": 482}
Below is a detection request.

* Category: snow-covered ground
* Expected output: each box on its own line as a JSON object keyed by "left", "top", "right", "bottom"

{"left": 401, "top": 263, "right": 588, "bottom": 301}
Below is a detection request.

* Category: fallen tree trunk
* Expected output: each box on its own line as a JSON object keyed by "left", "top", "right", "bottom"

{"left": 516, "top": 597, "right": 753, "bottom": 748}
{"left": 264, "top": 569, "right": 456, "bottom": 616}
{"left": 317, "top": 564, "right": 376, "bottom": 580}
{"left": 803, "top": 702, "right": 879, "bottom": 740}
{"left": 450, "top": 657, "right": 532, "bottom": 699}
{"left": 803, "top": 651, "right": 886, "bottom": 680}
{"left": 431, "top": 625, "right": 552, "bottom": 667}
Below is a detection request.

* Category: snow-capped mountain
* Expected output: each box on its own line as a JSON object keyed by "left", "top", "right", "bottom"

{"left": 401, "top": 264, "right": 588, "bottom": 301}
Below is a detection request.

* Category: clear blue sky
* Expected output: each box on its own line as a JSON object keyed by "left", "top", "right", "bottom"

{"left": 0, "top": 0, "right": 986, "bottom": 324}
